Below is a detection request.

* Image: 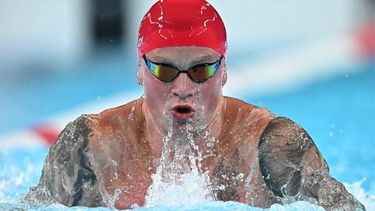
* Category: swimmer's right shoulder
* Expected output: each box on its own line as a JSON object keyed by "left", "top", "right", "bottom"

{"left": 85, "top": 98, "right": 145, "bottom": 128}
{"left": 23, "top": 99, "right": 146, "bottom": 206}
{"left": 23, "top": 113, "right": 104, "bottom": 206}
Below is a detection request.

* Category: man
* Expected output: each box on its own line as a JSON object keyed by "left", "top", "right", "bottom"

{"left": 24, "top": 0, "right": 365, "bottom": 210}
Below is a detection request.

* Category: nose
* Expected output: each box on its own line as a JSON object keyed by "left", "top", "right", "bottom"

{"left": 171, "top": 72, "right": 194, "bottom": 99}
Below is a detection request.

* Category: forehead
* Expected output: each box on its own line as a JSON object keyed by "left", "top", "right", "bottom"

{"left": 145, "top": 46, "right": 221, "bottom": 64}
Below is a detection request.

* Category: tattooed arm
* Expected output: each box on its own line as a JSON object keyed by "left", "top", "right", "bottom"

{"left": 23, "top": 115, "right": 104, "bottom": 207}
{"left": 258, "top": 117, "right": 365, "bottom": 211}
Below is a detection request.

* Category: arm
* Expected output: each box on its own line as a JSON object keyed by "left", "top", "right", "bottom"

{"left": 258, "top": 117, "right": 365, "bottom": 211}
{"left": 23, "top": 115, "right": 104, "bottom": 207}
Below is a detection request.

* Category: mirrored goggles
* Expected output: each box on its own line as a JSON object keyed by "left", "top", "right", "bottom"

{"left": 143, "top": 55, "right": 223, "bottom": 83}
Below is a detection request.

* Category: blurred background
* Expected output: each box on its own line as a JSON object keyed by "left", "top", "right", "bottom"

{"left": 0, "top": 0, "right": 374, "bottom": 133}
{"left": 0, "top": 0, "right": 374, "bottom": 208}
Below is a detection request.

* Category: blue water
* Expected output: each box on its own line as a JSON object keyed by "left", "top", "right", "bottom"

{"left": 0, "top": 51, "right": 139, "bottom": 134}
{"left": 0, "top": 52, "right": 374, "bottom": 209}
{"left": 247, "top": 61, "right": 375, "bottom": 193}
{"left": 0, "top": 145, "right": 325, "bottom": 210}
{"left": 0, "top": 38, "right": 307, "bottom": 134}
{"left": 0, "top": 149, "right": 326, "bottom": 210}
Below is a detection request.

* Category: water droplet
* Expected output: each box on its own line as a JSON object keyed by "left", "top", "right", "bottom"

{"left": 329, "top": 132, "right": 334, "bottom": 137}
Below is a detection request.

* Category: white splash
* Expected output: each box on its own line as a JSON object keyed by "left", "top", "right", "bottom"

{"left": 144, "top": 119, "right": 215, "bottom": 207}
{"left": 345, "top": 178, "right": 375, "bottom": 211}
{"left": 145, "top": 165, "right": 214, "bottom": 207}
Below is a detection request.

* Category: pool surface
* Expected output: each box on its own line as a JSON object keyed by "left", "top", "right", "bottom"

{"left": 0, "top": 51, "right": 374, "bottom": 210}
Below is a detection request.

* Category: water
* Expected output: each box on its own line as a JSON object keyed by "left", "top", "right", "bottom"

{"left": 0, "top": 200, "right": 325, "bottom": 211}
{"left": 0, "top": 60, "right": 374, "bottom": 209}
{"left": 0, "top": 147, "right": 329, "bottom": 210}
{"left": 247, "top": 62, "right": 375, "bottom": 192}
{"left": 144, "top": 117, "right": 214, "bottom": 208}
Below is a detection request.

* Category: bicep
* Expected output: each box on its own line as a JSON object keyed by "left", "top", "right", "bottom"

{"left": 258, "top": 117, "right": 313, "bottom": 198}
{"left": 24, "top": 115, "right": 103, "bottom": 207}
{"left": 258, "top": 117, "right": 365, "bottom": 210}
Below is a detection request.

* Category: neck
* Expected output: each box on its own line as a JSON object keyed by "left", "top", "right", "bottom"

{"left": 193, "top": 96, "right": 225, "bottom": 150}
{"left": 143, "top": 102, "right": 164, "bottom": 157}
{"left": 142, "top": 96, "right": 226, "bottom": 157}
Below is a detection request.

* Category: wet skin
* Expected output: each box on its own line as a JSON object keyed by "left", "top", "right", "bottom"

{"left": 129, "top": 47, "right": 275, "bottom": 207}
{"left": 78, "top": 97, "right": 278, "bottom": 209}
{"left": 24, "top": 47, "right": 365, "bottom": 210}
{"left": 138, "top": 46, "right": 227, "bottom": 156}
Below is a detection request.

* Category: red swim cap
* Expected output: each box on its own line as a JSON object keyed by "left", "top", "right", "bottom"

{"left": 137, "top": 0, "right": 227, "bottom": 58}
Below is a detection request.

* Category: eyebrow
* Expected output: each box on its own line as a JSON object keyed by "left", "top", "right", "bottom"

{"left": 150, "top": 55, "right": 218, "bottom": 66}
{"left": 190, "top": 55, "right": 218, "bottom": 64}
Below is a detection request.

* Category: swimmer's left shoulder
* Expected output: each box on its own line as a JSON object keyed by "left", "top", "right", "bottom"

{"left": 258, "top": 117, "right": 318, "bottom": 197}
{"left": 259, "top": 117, "right": 313, "bottom": 150}
{"left": 219, "top": 96, "right": 276, "bottom": 148}
{"left": 223, "top": 96, "right": 275, "bottom": 120}
{"left": 257, "top": 117, "right": 366, "bottom": 210}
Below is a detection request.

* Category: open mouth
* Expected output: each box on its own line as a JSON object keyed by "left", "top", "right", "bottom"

{"left": 171, "top": 105, "right": 195, "bottom": 122}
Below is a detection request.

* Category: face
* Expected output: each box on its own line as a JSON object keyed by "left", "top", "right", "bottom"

{"left": 138, "top": 46, "right": 227, "bottom": 135}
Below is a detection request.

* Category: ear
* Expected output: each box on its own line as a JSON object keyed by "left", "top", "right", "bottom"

{"left": 221, "top": 61, "right": 227, "bottom": 87}
{"left": 222, "top": 69, "right": 227, "bottom": 87}
{"left": 137, "top": 61, "right": 143, "bottom": 85}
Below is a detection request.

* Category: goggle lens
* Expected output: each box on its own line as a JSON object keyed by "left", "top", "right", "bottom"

{"left": 188, "top": 62, "right": 219, "bottom": 82}
{"left": 152, "top": 63, "right": 179, "bottom": 82}
{"left": 143, "top": 55, "right": 223, "bottom": 83}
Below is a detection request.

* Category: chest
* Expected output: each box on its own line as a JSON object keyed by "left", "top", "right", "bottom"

{"left": 201, "top": 143, "right": 276, "bottom": 207}
{"left": 96, "top": 146, "right": 274, "bottom": 209}
{"left": 90, "top": 130, "right": 276, "bottom": 209}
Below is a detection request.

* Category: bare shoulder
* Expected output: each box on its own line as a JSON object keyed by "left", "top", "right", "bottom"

{"left": 258, "top": 117, "right": 317, "bottom": 197}
{"left": 91, "top": 98, "right": 144, "bottom": 126}
{"left": 223, "top": 96, "right": 270, "bottom": 114}
{"left": 223, "top": 96, "right": 275, "bottom": 131}
{"left": 87, "top": 98, "right": 145, "bottom": 148}
{"left": 23, "top": 114, "right": 103, "bottom": 206}
{"left": 23, "top": 98, "right": 146, "bottom": 207}
{"left": 258, "top": 117, "right": 365, "bottom": 210}
{"left": 77, "top": 99, "right": 145, "bottom": 151}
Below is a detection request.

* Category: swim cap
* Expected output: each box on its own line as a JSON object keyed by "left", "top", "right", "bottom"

{"left": 137, "top": 0, "right": 227, "bottom": 58}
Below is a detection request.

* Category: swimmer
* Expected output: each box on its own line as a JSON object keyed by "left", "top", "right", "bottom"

{"left": 24, "top": 0, "right": 365, "bottom": 210}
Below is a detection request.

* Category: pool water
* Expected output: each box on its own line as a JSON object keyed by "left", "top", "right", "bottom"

{"left": 247, "top": 62, "right": 375, "bottom": 192}
{"left": 0, "top": 56, "right": 374, "bottom": 210}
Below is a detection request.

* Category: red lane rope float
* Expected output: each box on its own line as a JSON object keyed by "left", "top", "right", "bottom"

{"left": 356, "top": 22, "right": 375, "bottom": 58}
{"left": 31, "top": 124, "right": 60, "bottom": 146}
